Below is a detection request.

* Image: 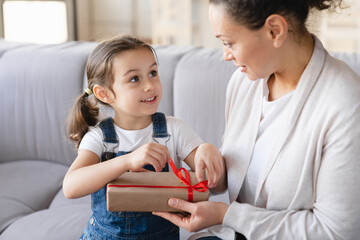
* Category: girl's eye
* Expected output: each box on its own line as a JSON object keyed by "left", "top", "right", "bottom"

{"left": 130, "top": 76, "right": 139, "bottom": 83}
{"left": 149, "top": 70, "right": 157, "bottom": 77}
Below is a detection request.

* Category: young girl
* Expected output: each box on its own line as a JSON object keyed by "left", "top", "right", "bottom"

{"left": 63, "top": 36, "right": 224, "bottom": 240}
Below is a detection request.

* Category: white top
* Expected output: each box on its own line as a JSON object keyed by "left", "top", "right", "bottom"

{"left": 239, "top": 82, "right": 294, "bottom": 205}
{"left": 204, "top": 36, "right": 360, "bottom": 240}
{"left": 79, "top": 115, "right": 203, "bottom": 168}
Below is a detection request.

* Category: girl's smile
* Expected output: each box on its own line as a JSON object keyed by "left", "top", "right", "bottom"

{"left": 140, "top": 96, "right": 157, "bottom": 103}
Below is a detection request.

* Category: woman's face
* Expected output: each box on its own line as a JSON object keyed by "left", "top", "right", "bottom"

{"left": 209, "top": 4, "right": 276, "bottom": 80}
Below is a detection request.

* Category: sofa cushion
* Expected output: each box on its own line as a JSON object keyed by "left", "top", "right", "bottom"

{"left": 0, "top": 160, "right": 68, "bottom": 233}
{"left": 49, "top": 189, "right": 90, "bottom": 209}
{"left": 0, "top": 204, "right": 91, "bottom": 240}
{"left": 0, "top": 197, "right": 33, "bottom": 233}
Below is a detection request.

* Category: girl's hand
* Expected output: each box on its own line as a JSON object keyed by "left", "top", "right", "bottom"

{"left": 125, "top": 142, "right": 170, "bottom": 172}
{"left": 195, "top": 143, "right": 225, "bottom": 188}
{"left": 153, "top": 198, "right": 229, "bottom": 232}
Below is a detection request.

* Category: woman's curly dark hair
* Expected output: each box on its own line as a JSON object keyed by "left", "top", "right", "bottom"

{"left": 209, "top": 0, "right": 343, "bottom": 32}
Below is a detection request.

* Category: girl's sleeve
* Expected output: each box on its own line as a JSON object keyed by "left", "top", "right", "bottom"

{"left": 169, "top": 117, "right": 204, "bottom": 161}
{"left": 78, "top": 126, "right": 104, "bottom": 159}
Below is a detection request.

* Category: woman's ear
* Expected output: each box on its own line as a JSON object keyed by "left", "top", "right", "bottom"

{"left": 93, "top": 84, "right": 113, "bottom": 104}
{"left": 264, "top": 14, "right": 288, "bottom": 48}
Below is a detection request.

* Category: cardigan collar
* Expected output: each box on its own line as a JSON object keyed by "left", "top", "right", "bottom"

{"left": 252, "top": 35, "right": 327, "bottom": 205}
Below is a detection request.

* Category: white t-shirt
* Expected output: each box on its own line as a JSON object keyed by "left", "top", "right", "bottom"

{"left": 79, "top": 116, "right": 203, "bottom": 168}
{"left": 239, "top": 82, "right": 294, "bottom": 204}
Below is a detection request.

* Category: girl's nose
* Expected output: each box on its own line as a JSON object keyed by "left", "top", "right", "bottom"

{"left": 144, "top": 79, "right": 155, "bottom": 92}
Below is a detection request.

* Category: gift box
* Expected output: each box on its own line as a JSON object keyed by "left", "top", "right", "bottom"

{"left": 107, "top": 171, "right": 209, "bottom": 212}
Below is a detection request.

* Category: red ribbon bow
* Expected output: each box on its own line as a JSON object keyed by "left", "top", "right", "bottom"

{"left": 168, "top": 158, "right": 208, "bottom": 202}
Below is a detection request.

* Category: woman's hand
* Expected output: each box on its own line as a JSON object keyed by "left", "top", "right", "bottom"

{"left": 153, "top": 198, "right": 229, "bottom": 232}
{"left": 194, "top": 143, "right": 225, "bottom": 188}
{"left": 125, "top": 142, "right": 170, "bottom": 172}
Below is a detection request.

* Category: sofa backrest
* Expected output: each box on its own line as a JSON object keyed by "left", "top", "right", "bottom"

{"left": 0, "top": 41, "right": 96, "bottom": 166}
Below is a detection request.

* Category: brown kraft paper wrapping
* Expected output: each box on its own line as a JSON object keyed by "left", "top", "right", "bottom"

{"left": 107, "top": 171, "right": 209, "bottom": 212}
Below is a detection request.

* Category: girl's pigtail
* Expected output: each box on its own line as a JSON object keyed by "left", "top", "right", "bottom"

{"left": 67, "top": 91, "right": 99, "bottom": 148}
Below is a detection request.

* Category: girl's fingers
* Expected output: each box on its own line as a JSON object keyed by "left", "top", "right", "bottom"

{"left": 146, "top": 157, "right": 162, "bottom": 172}
{"left": 149, "top": 143, "right": 170, "bottom": 165}
{"left": 148, "top": 151, "right": 168, "bottom": 170}
{"left": 130, "top": 143, "right": 171, "bottom": 172}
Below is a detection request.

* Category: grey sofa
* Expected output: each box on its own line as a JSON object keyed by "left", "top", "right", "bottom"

{"left": 0, "top": 39, "right": 359, "bottom": 240}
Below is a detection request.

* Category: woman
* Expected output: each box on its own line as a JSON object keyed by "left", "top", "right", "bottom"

{"left": 153, "top": 0, "right": 360, "bottom": 239}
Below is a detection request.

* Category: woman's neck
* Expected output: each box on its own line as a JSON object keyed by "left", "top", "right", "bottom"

{"left": 268, "top": 33, "right": 314, "bottom": 101}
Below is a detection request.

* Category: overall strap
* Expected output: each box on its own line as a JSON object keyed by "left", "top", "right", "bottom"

{"left": 151, "top": 112, "right": 170, "bottom": 139}
{"left": 99, "top": 117, "right": 118, "bottom": 143}
{"left": 151, "top": 112, "right": 170, "bottom": 172}
{"left": 99, "top": 117, "right": 118, "bottom": 161}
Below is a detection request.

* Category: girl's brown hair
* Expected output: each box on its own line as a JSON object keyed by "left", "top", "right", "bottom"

{"left": 66, "top": 35, "right": 155, "bottom": 148}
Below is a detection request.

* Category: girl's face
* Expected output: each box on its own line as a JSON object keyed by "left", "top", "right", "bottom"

{"left": 110, "top": 48, "right": 162, "bottom": 123}
{"left": 209, "top": 4, "right": 277, "bottom": 80}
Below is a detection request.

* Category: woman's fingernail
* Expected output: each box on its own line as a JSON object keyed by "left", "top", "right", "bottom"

{"left": 169, "top": 199, "right": 177, "bottom": 206}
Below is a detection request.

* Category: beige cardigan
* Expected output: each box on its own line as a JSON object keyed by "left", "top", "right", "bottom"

{"left": 210, "top": 37, "right": 360, "bottom": 240}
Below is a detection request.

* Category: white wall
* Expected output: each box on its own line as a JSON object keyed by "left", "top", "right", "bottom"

{"left": 77, "top": 0, "right": 152, "bottom": 42}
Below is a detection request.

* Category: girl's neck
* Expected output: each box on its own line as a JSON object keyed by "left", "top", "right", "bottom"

{"left": 113, "top": 114, "right": 152, "bottom": 130}
{"left": 268, "top": 33, "right": 314, "bottom": 101}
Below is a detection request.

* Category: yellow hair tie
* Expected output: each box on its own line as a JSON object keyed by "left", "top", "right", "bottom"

{"left": 84, "top": 88, "right": 93, "bottom": 95}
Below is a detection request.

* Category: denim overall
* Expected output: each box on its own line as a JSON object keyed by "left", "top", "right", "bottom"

{"left": 80, "top": 113, "right": 179, "bottom": 240}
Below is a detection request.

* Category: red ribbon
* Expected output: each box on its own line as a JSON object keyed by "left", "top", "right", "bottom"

{"left": 168, "top": 158, "right": 208, "bottom": 202}
{"left": 108, "top": 158, "right": 208, "bottom": 202}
